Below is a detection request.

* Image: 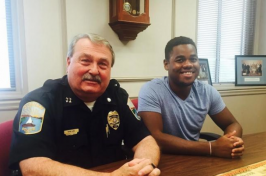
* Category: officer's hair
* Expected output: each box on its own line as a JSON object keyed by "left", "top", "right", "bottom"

{"left": 67, "top": 33, "right": 115, "bottom": 67}
{"left": 164, "top": 36, "right": 197, "bottom": 61}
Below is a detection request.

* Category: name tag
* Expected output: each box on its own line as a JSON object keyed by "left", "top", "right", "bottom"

{"left": 64, "top": 129, "right": 79, "bottom": 136}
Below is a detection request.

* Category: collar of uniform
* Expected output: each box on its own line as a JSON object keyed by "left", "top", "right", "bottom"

{"left": 61, "top": 76, "right": 120, "bottom": 107}
{"left": 94, "top": 79, "right": 120, "bottom": 106}
{"left": 61, "top": 75, "right": 84, "bottom": 107}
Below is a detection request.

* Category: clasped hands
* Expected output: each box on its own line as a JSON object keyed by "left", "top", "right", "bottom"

{"left": 211, "top": 130, "right": 244, "bottom": 159}
{"left": 111, "top": 158, "right": 161, "bottom": 176}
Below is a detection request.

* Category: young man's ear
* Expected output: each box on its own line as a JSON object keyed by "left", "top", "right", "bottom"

{"left": 164, "top": 59, "right": 169, "bottom": 70}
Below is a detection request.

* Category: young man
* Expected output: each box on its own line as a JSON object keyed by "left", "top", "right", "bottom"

{"left": 9, "top": 33, "right": 160, "bottom": 176}
{"left": 138, "top": 36, "right": 244, "bottom": 158}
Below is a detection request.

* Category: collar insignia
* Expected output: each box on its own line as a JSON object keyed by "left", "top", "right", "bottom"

{"left": 66, "top": 97, "right": 72, "bottom": 103}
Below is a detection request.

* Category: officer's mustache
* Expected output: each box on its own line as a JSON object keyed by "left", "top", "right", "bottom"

{"left": 82, "top": 73, "right": 101, "bottom": 84}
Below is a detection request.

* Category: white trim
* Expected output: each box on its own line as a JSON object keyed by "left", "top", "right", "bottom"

{"left": 213, "top": 83, "right": 266, "bottom": 96}
{"left": 195, "top": 0, "right": 199, "bottom": 44}
{"left": 254, "top": 0, "right": 261, "bottom": 55}
{"left": 0, "top": 99, "right": 21, "bottom": 111}
{"left": 171, "top": 0, "right": 175, "bottom": 38}
{"left": 14, "top": 0, "right": 28, "bottom": 96}
{"left": 60, "top": 0, "right": 67, "bottom": 74}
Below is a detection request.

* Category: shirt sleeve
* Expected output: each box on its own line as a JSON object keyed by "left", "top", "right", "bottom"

{"left": 123, "top": 105, "right": 150, "bottom": 149}
{"left": 9, "top": 92, "right": 57, "bottom": 170}
{"left": 116, "top": 87, "right": 150, "bottom": 149}
{"left": 208, "top": 86, "right": 226, "bottom": 116}
{"left": 138, "top": 81, "right": 161, "bottom": 113}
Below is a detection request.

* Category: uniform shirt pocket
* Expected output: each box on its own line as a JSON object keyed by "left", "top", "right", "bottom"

{"left": 56, "top": 133, "right": 90, "bottom": 167}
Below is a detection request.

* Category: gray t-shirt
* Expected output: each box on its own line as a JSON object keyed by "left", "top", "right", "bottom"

{"left": 138, "top": 77, "right": 225, "bottom": 141}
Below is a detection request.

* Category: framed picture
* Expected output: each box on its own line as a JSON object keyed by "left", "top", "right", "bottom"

{"left": 235, "top": 55, "right": 266, "bottom": 86}
{"left": 198, "top": 58, "right": 212, "bottom": 85}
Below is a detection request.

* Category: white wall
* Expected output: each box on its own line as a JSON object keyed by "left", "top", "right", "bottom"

{"left": 66, "top": 0, "right": 171, "bottom": 79}
{"left": 202, "top": 94, "right": 266, "bottom": 135}
{"left": 174, "top": 0, "right": 197, "bottom": 40}
{"left": 23, "top": 0, "right": 65, "bottom": 91}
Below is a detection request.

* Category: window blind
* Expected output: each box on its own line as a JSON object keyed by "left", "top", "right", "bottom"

{"left": 0, "top": 0, "right": 15, "bottom": 90}
{"left": 197, "top": 0, "right": 256, "bottom": 83}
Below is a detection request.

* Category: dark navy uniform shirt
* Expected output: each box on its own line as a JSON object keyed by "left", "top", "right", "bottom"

{"left": 9, "top": 75, "right": 150, "bottom": 171}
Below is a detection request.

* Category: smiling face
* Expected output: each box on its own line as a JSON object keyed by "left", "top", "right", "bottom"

{"left": 164, "top": 44, "right": 199, "bottom": 89}
{"left": 67, "top": 38, "right": 112, "bottom": 102}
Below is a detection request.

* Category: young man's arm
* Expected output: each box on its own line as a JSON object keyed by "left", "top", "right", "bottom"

{"left": 139, "top": 109, "right": 243, "bottom": 159}
{"left": 210, "top": 107, "right": 244, "bottom": 158}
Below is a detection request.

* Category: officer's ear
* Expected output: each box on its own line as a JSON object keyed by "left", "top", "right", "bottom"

{"left": 67, "top": 57, "right": 71, "bottom": 66}
{"left": 66, "top": 57, "right": 71, "bottom": 73}
{"left": 164, "top": 59, "right": 169, "bottom": 71}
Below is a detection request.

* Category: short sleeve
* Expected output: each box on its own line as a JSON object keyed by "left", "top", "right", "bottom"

{"left": 138, "top": 81, "right": 161, "bottom": 113}
{"left": 9, "top": 93, "right": 57, "bottom": 170}
{"left": 208, "top": 86, "right": 226, "bottom": 116}
{"left": 123, "top": 105, "right": 150, "bottom": 148}
{"left": 108, "top": 81, "right": 150, "bottom": 149}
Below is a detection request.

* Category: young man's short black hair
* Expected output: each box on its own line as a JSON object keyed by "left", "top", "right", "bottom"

{"left": 164, "top": 36, "right": 197, "bottom": 61}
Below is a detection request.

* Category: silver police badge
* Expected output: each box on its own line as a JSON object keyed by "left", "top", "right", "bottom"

{"left": 107, "top": 111, "right": 120, "bottom": 130}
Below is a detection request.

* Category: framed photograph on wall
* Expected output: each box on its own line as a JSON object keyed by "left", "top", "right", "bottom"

{"left": 235, "top": 55, "right": 266, "bottom": 86}
{"left": 198, "top": 58, "right": 212, "bottom": 85}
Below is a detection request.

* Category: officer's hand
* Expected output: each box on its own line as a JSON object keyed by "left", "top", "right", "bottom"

{"left": 230, "top": 136, "right": 244, "bottom": 158}
{"left": 212, "top": 131, "right": 238, "bottom": 158}
{"left": 111, "top": 158, "right": 160, "bottom": 176}
{"left": 128, "top": 158, "right": 160, "bottom": 176}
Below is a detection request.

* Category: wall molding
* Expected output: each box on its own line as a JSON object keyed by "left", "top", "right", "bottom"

{"left": 217, "top": 86, "right": 266, "bottom": 97}
{"left": 0, "top": 99, "right": 21, "bottom": 111}
{"left": 115, "top": 76, "right": 266, "bottom": 97}
{"left": 2, "top": 78, "right": 266, "bottom": 111}
{"left": 115, "top": 77, "right": 160, "bottom": 82}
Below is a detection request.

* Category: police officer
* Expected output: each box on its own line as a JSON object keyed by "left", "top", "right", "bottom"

{"left": 9, "top": 33, "right": 161, "bottom": 176}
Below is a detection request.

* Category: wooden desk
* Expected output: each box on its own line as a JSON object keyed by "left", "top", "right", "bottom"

{"left": 92, "top": 132, "right": 266, "bottom": 176}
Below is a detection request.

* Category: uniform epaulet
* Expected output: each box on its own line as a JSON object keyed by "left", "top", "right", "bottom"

{"left": 108, "top": 79, "right": 128, "bottom": 103}
{"left": 42, "top": 77, "right": 65, "bottom": 92}
{"left": 109, "top": 79, "right": 120, "bottom": 88}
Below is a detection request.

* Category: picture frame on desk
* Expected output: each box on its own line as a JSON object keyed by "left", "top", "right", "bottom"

{"left": 197, "top": 58, "right": 212, "bottom": 85}
{"left": 235, "top": 55, "right": 266, "bottom": 86}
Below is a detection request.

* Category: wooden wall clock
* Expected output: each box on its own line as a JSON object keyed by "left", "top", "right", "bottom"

{"left": 109, "top": 0, "right": 150, "bottom": 41}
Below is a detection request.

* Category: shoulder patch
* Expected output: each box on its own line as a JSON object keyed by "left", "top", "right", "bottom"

{"left": 19, "top": 101, "right": 45, "bottom": 134}
{"left": 127, "top": 98, "right": 141, "bottom": 121}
